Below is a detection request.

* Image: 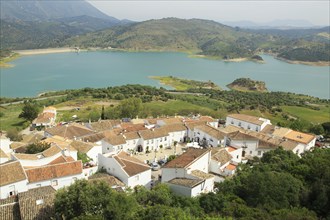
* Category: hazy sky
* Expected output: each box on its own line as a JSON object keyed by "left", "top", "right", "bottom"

{"left": 88, "top": 1, "right": 329, "bottom": 26}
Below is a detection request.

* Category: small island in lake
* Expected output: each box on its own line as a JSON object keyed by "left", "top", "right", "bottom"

{"left": 150, "top": 76, "right": 221, "bottom": 91}
{"left": 227, "top": 78, "right": 268, "bottom": 92}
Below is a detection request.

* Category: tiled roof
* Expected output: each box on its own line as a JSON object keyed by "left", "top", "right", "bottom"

{"left": 164, "top": 148, "right": 210, "bottom": 169}
{"left": 227, "top": 114, "right": 265, "bottom": 125}
{"left": 0, "top": 161, "right": 27, "bottom": 186}
{"left": 18, "top": 186, "right": 56, "bottom": 220}
{"left": 21, "top": 133, "right": 44, "bottom": 144}
{"left": 279, "top": 140, "right": 300, "bottom": 151}
{"left": 168, "top": 178, "right": 203, "bottom": 188}
{"left": 113, "top": 151, "right": 150, "bottom": 177}
{"left": 25, "top": 161, "right": 83, "bottom": 183}
{"left": 45, "top": 123, "right": 94, "bottom": 139}
{"left": 227, "top": 131, "right": 257, "bottom": 140}
{"left": 185, "top": 121, "right": 207, "bottom": 130}
{"left": 218, "top": 125, "right": 243, "bottom": 134}
{"left": 195, "top": 124, "right": 225, "bottom": 139}
{"left": 120, "top": 123, "right": 147, "bottom": 132}
{"left": 10, "top": 142, "right": 27, "bottom": 150}
{"left": 139, "top": 127, "right": 169, "bottom": 140}
{"left": 70, "top": 140, "right": 96, "bottom": 153}
{"left": 33, "top": 112, "right": 55, "bottom": 124}
{"left": 226, "top": 163, "right": 237, "bottom": 171}
{"left": 211, "top": 148, "right": 232, "bottom": 165}
{"left": 0, "top": 196, "right": 20, "bottom": 220}
{"left": 226, "top": 146, "right": 238, "bottom": 152}
{"left": 190, "top": 170, "right": 214, "bottom": 179}
{"left": 284, "top": 130, "right": 315, "bottom": 145}
{"left": 162, "top": 123, "right": 187, "bottom": 133}
{"left": 41, "top": 136, "right": 76, "bottom": 152}
{"left": 42, "top": 144, "right": 62, "bottom": 157}
{"left": 103, "top": 132, "right": 126, "bottom": 146}
{"left": 88, "top": 173, "right": 125, "bottom": 187}
{"left": 199, "top": 116, "right": 217, "bottom": 122}
{"left": 48, "top": 155, "right": 75, "bottom": 165}
{"left": 123, "top": 131, "right": 140, "bottom": 140}
{"left": 90, "top": 120, "right": 121, "bottom": 132}
{"left": 14, "top": 153, "right": 39, "bottom": 160}
{"left": 82, "top": 132, "right": 105, "bottom": 143}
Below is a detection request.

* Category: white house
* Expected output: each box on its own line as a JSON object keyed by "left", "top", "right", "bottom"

{"left": 0, "top": 149, "right": 10, "bottom": 164}
{"left": 284, "top": 130, "right": 316, "bottom": 152}
{"left": 161, "top": 148, "right": 214, "bottom": 197}
{"left": 70, "top": 140, "right": 102, "bottom": 164}
{"left": 32, "top": 106, "right": 57, "bottom": 128}
{"left": 226, "top": 114, "right": 271, "bottom": 132}
{"left": 123, "top": 131, "right": 141, "bottom": 152}
{"left": 25, "top": 160, "right": 85, "bottom": 190}
{"left": 225, "top": 131, "right": 260, "bottom": 158}
{"left": 0, "top": 135, "right": 13, "bottom": 154}
{"left": 98, "top": 151, "right": 151, "bottom": 189}
{"left": 139, "top": 128, "right": 170, "bottom": 152}
{"left": 162, "top": 124, "right": 187, "bottom": 145}
{"left": 194, "top": 124, "right": 225, "bottom": 147}
{"left": 0, "top": 161, "right": 28, "bottom": 199}
{"left": 101, "top": 133, "right": 127, "bottom": 154}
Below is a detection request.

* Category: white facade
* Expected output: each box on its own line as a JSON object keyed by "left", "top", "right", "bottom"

{"left": 127, "top": 169, "right": 152, "bottom": 189}
{"left": 167, "top": 177, "right": 214, "bottom": 197}
{"left": 14, "top": 152, "right": 63, "bottom": 167}
{"left": 0, "top": 137, "right": 13, "bottom": 153}
{"left": 141, "top": 136, "right": 170, "bottom": 152}
{"left": 86, "top": 145, "right": 102, "bottom": 164}
{"left": 168, "top": 130, "right": 187, "bottom": 145}
{"left": 227, "top": 147, "right": 243, "bottom": 163}
{"left": 0, "top": 156, "right": 9, "bottom": 164}
{"left": 226, "top": 116, "right": 271, "bottom": 132}
{"left": 0, "top": 179, "right": 28, "bottom": 199}
{"left": 27, "top": 173, "right": 85, "bottom": 190}
{"left": 194, "top": 128, "right": 224, "bottom": 147}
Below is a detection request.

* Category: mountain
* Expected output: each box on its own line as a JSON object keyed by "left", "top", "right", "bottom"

{"left": 0, "top": 0, "right": 115, "bottom": 21}
{"left": 223, "top": 19, "right": 318, "bottom": 29}
{"left": 64, "top": 18, "right": 272, "bottom": 59}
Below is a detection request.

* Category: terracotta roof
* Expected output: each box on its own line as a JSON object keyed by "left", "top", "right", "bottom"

{"left": 25, "top": 161, "right": 83, "bottom": 183}
{"left": 33, "top": 112, "right": 55, "bottom": 124}
{"left": 199, "top": 116, "right": 217, "bottom": 122}
{"left": 139, "top": 127, "right": 169, "bottom": 140}
{"left": 70, "top": 140, "right": 96, "bottom": 153}
{"left": 167, "top": 178, "right": 203, "bottom": 188}
{"left": 90, "top": 120, "right": 121, "bottom": 132}
{"left": 158, "top": 117, "right": 183, "bottom": 125}
{"left": 284, "top": 130, "right": 315, "bottom": 145}
{"left": 10, "top": 142, "right": 27, "bottom": 150}
{"left": 21, "top": 133, "right": 44, "bottom": 144}
{"left": 218, "top": 125, "right": 243, "bottom": 134}
{"left": 272, "top": 127, "right": 292, "bottom": 137}
{"left": 0, "top": 161, "right": 27, "bottom": 186}
{"left": 211, "top": 148, "right": 232, "bottom": 165}
{"left": 103, "top": 132, "right": 126, "bottom": 146}
{"left": 14, "top": 153, "right": 39, "bottom": 160}
{"left": 226, "top": 163, "right": 236, "bottom": 171}
{"left": 48, "top": 155, "right": 75, "bottom": 165}
{"left": 41, "top": 135, "right": 72, "bottom": 150}
{"left": 0, "top": 196, "right": 20, "bottom": 220}
{"left": 88, "top": 173, "right": 125, "bottom": 187}
{"left": 185, "top": 121, "right": 207, "bottom": 130}
{"left": 120, "top": 123, "right": 147, "bottom": 132}
{"left": 190, "top": 170, "right": 214, "bottom": 179}
{"left": 162, "top": 123, "right": 187, "bottom": 133}
{"left": 260, "top": 124, "right": 275, "bottom": 134}
{"left": 164, "top": 148, "right": 210, "bottom": 169}
{"left": 226, "top": 146, "right": 238, "bottom": 152}
{"left": 82, "top": 132, "right": 105, "bottom": 143}
{"left": 113, "top": 151, "right": 150, "bottom": 177}
{"left": 0, "top": 148, "right": 8, "bottom": 158}
{"left": 123, "top": 131, "right": 140, "bottom": 140}
{"left": 279, "top": 140, "right": 300, "bottom": 151}
{"left": 42, "top": 144, "right": 61, "bottom": 157}
{"left": 227, "top": 131, "right": 257, "bottom": 140}
{"left": 18, "top": 186, "right": 56, "bottom": 220}
{"left": 227, "top": 114, "right": 265, "bottom": 125}
{"left": 195, "top": 124, "right": 225, "bottom": 139}
{"left": 45, "top": 123, "right": 94, "bottom": 139}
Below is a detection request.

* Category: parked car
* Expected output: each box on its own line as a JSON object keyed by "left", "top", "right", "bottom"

{"left": 151, "top": 162, "right": 160, "bottom": 171}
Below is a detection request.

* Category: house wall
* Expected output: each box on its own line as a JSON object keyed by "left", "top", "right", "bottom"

{"left": 226, "top": 116, "right": 266, "bottom": 132}
{"left": 0, "top": 157, "right": 9, "bottom": 164}
{"left": 101, "top": 140, "right": 123, "bottom": 154}
{"left": 194, "top": 128, "right": 223, "bottom": 147}
{"left": 161, "top": 168, "right": 186, "bottom": 182}
{"left": 229, "top": 139, "right": 259, "bottom": 157}
{"left": 0, "top": 138, "right": 13, "bottom": 153}
{"left": 208, "top": 121, "right": 219, "bottom": 128}
{"left": 168, "top": 130, "right": 187, "bottom": 144}
{"left": 87, "top": 146, "right": 102, "bottom": 164}
{"left": 83, "top": 166, "right": 98, "bottom": 178}
{"left": 0, "top": 180, "right": 28, "bottom": 199}
{"left": 16, "top": 152, "right": 63, "bottom": 167}
{"left": 191, "top": 177, "right": 214, "bottom": 196}
{"left": 167, "top": 183, "right": 193, "bottom": 197}
{"left": 228, "top": 148, "right": 243, "bottom": 163}
{"left": 142, "top": 136, "right": 170, "bottom": 152}
{"left": 127, "top": 169, "right": 152, "bottom": 189}
{"left": 209, "top": 160, "right": 230, "bottom": 175}
{"left": 98, "top": 154, "right": 129, "bottom": 186}
{"left": 304, "top": 138, "right": 316, "bottom": 151}
{"left": 292, "top": 144, "right": 307, "bottom": 157}
{"left": 186, "top": 151, "right": 210, "bottom": 173}
{"left": 27, "top": 173, "right": 85, "bottom": 190}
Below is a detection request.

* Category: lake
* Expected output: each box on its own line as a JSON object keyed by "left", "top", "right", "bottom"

{"left": 1, "top": 51, "right": 329, "bottom": 99}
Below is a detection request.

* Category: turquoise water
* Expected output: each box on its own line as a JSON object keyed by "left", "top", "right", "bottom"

{"left": 1, "top": 51, "right": 329, "bottom": 99}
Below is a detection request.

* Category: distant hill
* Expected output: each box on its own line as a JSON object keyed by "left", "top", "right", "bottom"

{"left": 64, "top": 18, "right": 272, "bottom": 59}
{"left": 223, "top": 19, "right": 317, "bottom": 29}
{"left": 227, "top": 78, "right": 268, "bottom": 92}
{"left": 0, "top": 0, "right": 114, "bottom": 21}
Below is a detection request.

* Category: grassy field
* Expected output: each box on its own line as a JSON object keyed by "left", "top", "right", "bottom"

{"left": 0, "top": 104, "right": 27, "bottom": 131}
{"left": 0, "top": 53, "right": 20, "bottom": 68}
{"left": 281, "top": 105, "right": 330, "bottom": 124}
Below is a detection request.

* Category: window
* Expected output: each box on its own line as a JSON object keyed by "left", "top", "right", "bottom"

{"left": 296, "top": 149, "right": 300, "bottom": 155}
{"left": 210, "top": 139, "right": 213, "bottom": 142}
{"left": 249, "top": 151, "right": 252, "bottom": 155}
{"left": 238, "top": 122, "right": 242, "bottom": 127}
{"left": 236, "top": 155, "right": 239, "bottom": 159}
{"left": 51, "top": 180, "right": 58, "bottom": 186}
{"left": 256, "top": 128, "right": 259, "bottom": 132}
{"left": 231, "top": 120, "right": 234, "bottom": 124}
{"left": 165, "top": 137, "right": 167, "bottom": 141}
{"left": 135, "top": 175, "right": 139, "bottom": 181}
{"left": 258, "top": 151, "right": 262, "bottom": 156}
{"left": 36, "top": 184, "right": 41, "bottom": 187}
{"left": 247, "top": 125, "right": 251, "bottom": 130}
{"left": 36, "top": 199, "right": 44, "bottom": 205}
{"left": 9, "top": 185, "right": 15, "bottom": 196}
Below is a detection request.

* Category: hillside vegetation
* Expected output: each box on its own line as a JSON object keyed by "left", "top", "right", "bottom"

{"left": 227, "top": 78, "right": 268, "bottom": 92}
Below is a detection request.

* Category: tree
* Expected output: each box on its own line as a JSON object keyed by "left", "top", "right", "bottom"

{"left": 101, "top": 105, "right": 105, "bottom": 120}
{"left": 309, "top": 124, "right": 325, "bottom": 135}
{"left": 19, "top": 101, "right": 39, "bottom": 122}
{"left": 6, "top": 127, "right": 22, "bottom": 141}
{"left": 118, "top": 97, "right": 142, "bottom": 118}
{"left": 25, "top": 142, "right": 51, "bottom": 154}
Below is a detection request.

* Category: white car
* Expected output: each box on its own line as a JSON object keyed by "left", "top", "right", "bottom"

{"left": 151, "top": 162, "right": 160, "bottom": 171}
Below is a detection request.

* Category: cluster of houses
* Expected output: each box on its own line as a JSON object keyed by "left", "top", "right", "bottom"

{"left": 0, "top": 107, "right": 317, "bottom": 218}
